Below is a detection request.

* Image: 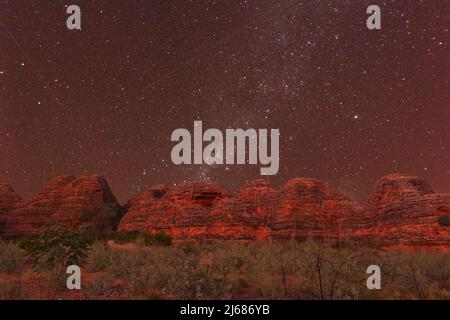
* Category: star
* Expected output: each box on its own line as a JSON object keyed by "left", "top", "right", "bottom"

{"left": 0, "top": 0, "right": 447, "bottom": 203}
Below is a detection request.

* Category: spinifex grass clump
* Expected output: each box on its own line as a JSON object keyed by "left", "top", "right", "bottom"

{"left": 0, "top": 240, "right": 23, "bottom": 274}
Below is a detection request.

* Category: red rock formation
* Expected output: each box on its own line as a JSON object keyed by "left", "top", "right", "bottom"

{"left": 118, "top": 178, "right": 358, "bottom": 242}
{"left": 270, "top": 178, "right": 359, "bottom": 241}
{"left": 2, "top": 175, "right": 119, "bottom": 236}
{"left": 118, "top": 184, "right": 170, "bottom": 233}
{"left": 1, "top": 173, "right": 448, "bottom": 251}
{"left": 207, "top": 179, "right": 278, "bottom": 240}
{"left": 119, "top": 174, "right": 449, "bottom": 251}
{"left": 119, "top": 181, "right": 230, "bottom": 241}
{"left": 345, "top": 174, "right": 450, "bottom": 252}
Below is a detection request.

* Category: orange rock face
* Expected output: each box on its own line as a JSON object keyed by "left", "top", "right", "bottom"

{"left": 1, "top": 175, "right": 119, "bottom": 236}
{"left": 119, "top": 181, "right": 237, "bottom": 241}
{"left": 118, "top": 178, "right": 359, "bottom": 242}
{"left": 118, "top": 174, "right": 450, "bottom": 251}
{"left": 344, "top": 174, "right": 450, "bottom": 252}
{"left": 1, "top": 173, "right": 449, "bottom": 251}
{"left": 270, "top": 178, "right": 359, "bottom": 241}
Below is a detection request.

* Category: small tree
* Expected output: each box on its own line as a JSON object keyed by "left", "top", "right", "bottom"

{"left": 21, "top": 223, "right": 93, "bottom": 297}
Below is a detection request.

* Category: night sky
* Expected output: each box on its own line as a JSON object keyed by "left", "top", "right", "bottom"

{"left": 0, "top": 0, "right": 449, "bottom": 203}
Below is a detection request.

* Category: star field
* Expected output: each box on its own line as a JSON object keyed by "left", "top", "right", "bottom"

{"left": 0, "top": 0, "right": 449, "bottom": 203}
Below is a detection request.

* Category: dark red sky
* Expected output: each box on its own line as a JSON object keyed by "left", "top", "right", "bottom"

{"left": 0, "top": 0, "right": 449, "bottom": 203}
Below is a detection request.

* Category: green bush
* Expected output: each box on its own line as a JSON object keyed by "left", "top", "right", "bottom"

{"left": 20, "top": 223, "right": 93, "bottom": 272}
{"left": 108, "top": 231, "right": 140, "bottom": 244}
{"left": 438, "top": 216, "right": 450, "bottom": 227}
{"left": 108, "top": 231, "right": 172, "bottom": 246}
{"left": 138, "top": 232, "right": 172, "bottom": 247}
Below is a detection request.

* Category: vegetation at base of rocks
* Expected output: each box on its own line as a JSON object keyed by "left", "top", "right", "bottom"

{"left": 0, "top": 236, "right": 449, "bottom": 300}
{"left": 137, "top": 232, "right": 172, "bottom": 247}
{"left": 106, "top": 231, "right": 140, "bottom": 243}
{"left": 438, "top": 216, "right": 450, "bottom": 227}
{"left": 0, "top": 240, "right": 24, "bottom": 274}
{"left": 85, "top": 241, "right": 112, "bottom": 272}
{"left": 70, "top": 240, "right": 450, "bottom": 300}
{"left": 18, "top": 223, "right": 96, "bottom": 298}
{"left": 19, "top": 223, "right": 94, "bottom": 272}
{"left": 17, "top": 225, "right": 172, "bottom": 274}
{"left": 107, "top": 231, "right": 172, "bottom": 246}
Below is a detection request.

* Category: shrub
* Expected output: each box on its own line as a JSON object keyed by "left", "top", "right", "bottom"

{"left": 85, "top": 241, "right": 113, "bottom": 272}
{"left": 0, "top": 240, "right": 24, "bottom": 274}
{"left": 108, "top": 231, "right": 140, "bottom": 244}
{"left": 160, "top": 245, "right": 253, "bottom": 299}
{"left": 180, "top": 242, "right": 200, "bottom": 255}
{"left": 138, "top": 232, "right": 172, "bottom": 247}
{"left": 19, "top": 224, "right": 95, "bottom": 297}
{"left": 125, "top": 263, "right": 154, "bottom": 296}
{"left": 163, "top": 256, "right": 218, "bottom": 299}
{"left": 2, "top": 238, "right": 449, "bottom": 300}
{"left": 109, "top": 231, "right": 172, "bottom": 246}
{"left": 438, "top": 216, "right": 450, "bottom": 227}
{"left": 106, "top": 248, "right": 173, "bottom": 297}
{"left": 20, "top": 223, "right": 93, "bottom": 272}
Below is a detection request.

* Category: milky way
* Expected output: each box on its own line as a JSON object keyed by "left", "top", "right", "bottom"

{"left": 0, "top": 0, "right": 449, "bottom": 203}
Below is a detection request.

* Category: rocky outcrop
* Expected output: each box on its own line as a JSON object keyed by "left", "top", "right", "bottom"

{"left": 206, "top": 179, "right": 278, "bottom": 241}
{"left": 1, "top": 175, "right": 119, "bottom": 236}
{"left": 119, "top": 180, "right": 278, "bottom": 241}
{"left": 344, "top": 174, "right": 450, "bottom": 251}
{"left": 1, "top": 173, "right": 449, "bottom": 251}
{"left": 118, "top": 174, "right": 449, "bottom": 251}
{"left": 118, "top": 178, "right": 359, "bottom": 242}
{"left": 270, "top": 178, "right": 359, "bottom": 241}
{"left": 119, "top": 181, "right": 232, "bottom": 240}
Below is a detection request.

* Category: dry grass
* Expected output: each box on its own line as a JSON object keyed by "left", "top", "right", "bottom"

{"left": 0, "top": 238, "right": 448, "bottom": 300}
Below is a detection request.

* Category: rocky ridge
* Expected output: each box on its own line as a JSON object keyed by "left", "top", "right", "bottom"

{"left": 0, "top": 173, "right": 448, "bottom": 251}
